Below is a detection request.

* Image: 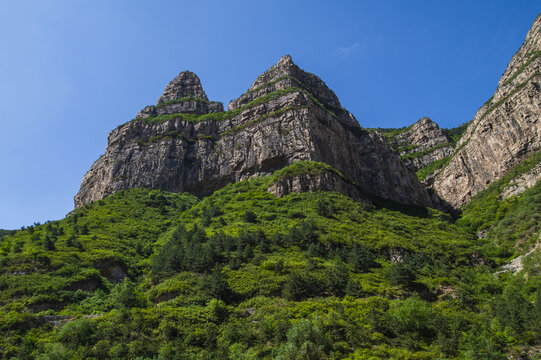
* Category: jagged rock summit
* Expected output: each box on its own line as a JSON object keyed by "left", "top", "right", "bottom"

{"left": 432, "top": 14, "right": 541, "bottom": 209}
{"left": 392, "top": 117, "right": 454, "bottom": 173}
{"left": 74, "top": 55, "right": 433, "bottom": 209}
{"left": 158, "top": 71, "right": 209, "bottom": 104}
{"left": 136, "top": 71, "right": 224, "bottom": 119}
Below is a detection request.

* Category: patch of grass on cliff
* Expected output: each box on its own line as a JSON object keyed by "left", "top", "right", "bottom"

{"left": 501, "top": 50, "right": 541, "bottom": 87}
{"left": 156, "top": 96, "right": 211, "bottom": 107}
{"left": 401, "top": 142, "right": 451, "bottom": 160}
{"left": 366, "top": 126, "right": 408, "bottom": 139}
{"left": 220, "top": 105, "right": 309, "bottom": 136}
{"left": 458, "top": 150, "right": 541, "bottom": 252}
{"left": 244, "top": 75, "right": 340, "bottom": 118}
{"left": 416, "top": 156, "right": 452, "bottom": 181}
{"left": 246, "top": 75, "right": 302, "bottom": 94}
{"left": 443, "top": 122, "right": 470, "bottom": 146}
{"left": 136, "top": 87, "right": 303, "bottom": 125}
{"left": 135, "top": 85, "right": 340, "bottom": 139}
{"left": 270, "top": 160, "right": 347, "bottom": 183}
{"left": 478, "top": 71, "right": 541, "bottom": 123}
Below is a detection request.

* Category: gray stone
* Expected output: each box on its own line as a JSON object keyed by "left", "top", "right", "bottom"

{"left": 393, "top": 117, "right": 455, "bottom": 172}
{"left": 433, "top": 14, "right": 541, "bottom": 209}
{"left": 75, "top": 55, "right": 433, "bottom": 209}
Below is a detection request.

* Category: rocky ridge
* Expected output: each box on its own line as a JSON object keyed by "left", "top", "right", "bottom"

{"left": 433, "top": 14, "right": 541, "bottom": 209}
{"left": 75, "top": 56, "right": 433, "bottom": 209}
{"left": 136, "top": 71, "right": 223, "bottom": 119}
{"left": 391, "top": 117, "right": 455, "bottom": 173}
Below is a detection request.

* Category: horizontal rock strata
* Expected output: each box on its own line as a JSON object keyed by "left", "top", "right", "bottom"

{"left": 75, "top": 55, "right": 432, "bottom": 209}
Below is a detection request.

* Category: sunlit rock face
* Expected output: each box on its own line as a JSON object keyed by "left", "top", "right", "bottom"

{"left": 75, "top": 55, "right": 432, "bottom": 209}
{"left": 433, "top": 14, "right": 541, "bottom": 209}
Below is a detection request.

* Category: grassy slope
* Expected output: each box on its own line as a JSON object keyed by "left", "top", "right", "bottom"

{"left": 0, "top": 161, "right": 540, "bottom": 359}
{"left": 458, "top": 150, "right": 541, "bottom": 254}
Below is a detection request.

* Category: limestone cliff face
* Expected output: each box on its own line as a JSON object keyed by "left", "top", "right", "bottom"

{"left": 433, "top": 14, "right": 541, "bottom": 209}
{"left": 75, "top": 55, "right": 432, "bottom": 208}
{"left": 136, "top": 71, "right": 223, "bottom": 119}
{"left": 267, "top": 170, "right": 365, "bottom": 203}
{"left": 393, "top": 117, "right": 454, "bottom": 173}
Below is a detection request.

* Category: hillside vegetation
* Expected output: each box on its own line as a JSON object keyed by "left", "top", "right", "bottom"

{"left": 1, "top": 161, "right": 540, "bottom": 359}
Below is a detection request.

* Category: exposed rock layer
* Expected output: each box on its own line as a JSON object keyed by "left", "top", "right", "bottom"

{"left": 500, "top": 162, "right": 541, "bottom": 199}
{"left": 393, "top": 117, "right": 454, "bottom": 172}
{"left": 433, "top": 14, "right": 541, "bottom": 209}
{"left": 136, "top": 71, "right": 223, "bottom": 119}
{"left": 75, "top": 56, "right": 432, "bottom": 209}
{"left": 267, "top": 171, "right": 365, "bottom": 202}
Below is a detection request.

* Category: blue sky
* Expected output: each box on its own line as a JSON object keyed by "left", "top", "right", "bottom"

{"left": 1, "top": 1, "right": 540, "bottom": 229}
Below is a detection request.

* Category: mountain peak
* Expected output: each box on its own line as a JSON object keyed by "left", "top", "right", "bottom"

{"left": 136, "top": 71, "right": 223, "bottom": 119}
{"left": 277, "top": 54, "right": 294, "bottom": 66}
{"left": 229, "top": 55, "right": 344, "bottom": 115}
{"left": 157, "top": 71, "right": 208, "bottom": 105}
{"left": 76, "top": 56, "right": 433, "bottom": 209}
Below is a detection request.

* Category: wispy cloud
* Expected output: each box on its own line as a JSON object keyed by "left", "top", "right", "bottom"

{"left": 336, "top": 42, "right": 360, "bottom": 55}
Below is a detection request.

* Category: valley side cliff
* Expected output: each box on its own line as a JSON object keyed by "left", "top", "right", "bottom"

{"left": 433, "top": 14, "right": 541, "bottom": 209}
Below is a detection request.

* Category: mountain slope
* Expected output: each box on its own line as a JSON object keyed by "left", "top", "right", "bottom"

{"left": 2, "top": 161, "right": 541, "bottom": 359}
{"left": 75, "top": 55, "right": 432, "bottom": 210}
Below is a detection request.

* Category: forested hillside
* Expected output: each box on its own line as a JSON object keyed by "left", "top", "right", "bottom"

{"left": 1, "top": 160, "right": 540, "bottom": 359}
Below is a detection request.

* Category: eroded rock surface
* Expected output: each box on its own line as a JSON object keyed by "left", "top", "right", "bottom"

{"left": 75, "top": 55, "right": 433, "bottom": 209}
{"left": 393, "top": 117, "right": 454, "bottom": 172}
{"left": 433, "top": 14, "right": 541, "bottom": 209}
{"left": 501, "top": 163, "right": 541, "bottom": 199}
{"left": 136, "top": 71, "right": 223, "bottom": 119}
{"left": 267, "top": 171, "right": 365, "bottom": 202}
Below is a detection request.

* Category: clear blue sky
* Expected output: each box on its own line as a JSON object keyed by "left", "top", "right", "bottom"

{"left": 1, "top": 1, "right": 540, "bottom": 229}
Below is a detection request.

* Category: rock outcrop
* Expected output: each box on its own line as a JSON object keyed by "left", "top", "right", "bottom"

{"left": 433, "top": 14, "right": 541, "bottom": 209}
{"left": 392, "top": 117, "right": 454, "bottom": 172}
{"left": 136, "top": 71, "right": 223, "bottom": 119}
{"left": 75, "top": 55, "right": 433, "bottom": 209}
{"left": 267, "top": 170, "right": 365, "bottom": 202}
{"left": 500, "top": 162, "right": 541, "bottom": 199}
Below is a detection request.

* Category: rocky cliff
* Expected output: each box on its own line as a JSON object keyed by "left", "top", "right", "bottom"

{"left": 75, "top": 55, "right": 432, "bottom": 209}
{"left": 390, "top": 117, "right": 454, "bottom": 173}
{"left": 433, "top": 14, "right": 541, "bottom": 209}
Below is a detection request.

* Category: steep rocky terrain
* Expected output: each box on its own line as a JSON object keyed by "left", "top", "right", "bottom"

{"left": 433, "top": 14, "right": 541, "bottom": 209}
{"left": 75, "top": 55, "right": 432, "bottom": 209}
{"left": 383, "top": 117, "right": 455, "bottom": 173}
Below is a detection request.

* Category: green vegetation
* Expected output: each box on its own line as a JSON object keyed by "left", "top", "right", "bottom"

{"left": 401, "top": 142, "right": 451, "bottom": 160}
{"left": 156, "top": 96, "right": 211, "bottom": 107}
{"left": 443, "top": 122, "right": 470, "bottom": 146}
{"left": 270, "top": 160, "right": 346, "bottom": 182}
{"left": 246, "top": 75, "right": 302, "bottom": 94}
{"left": 459, "top": 150, "right": 541, "bottom": 252}
{"left": 1, "top": 161, "right": 540, "bottom": 359}
{"left": 412, "top": 122, "right": 470, "bottom": 180}
{"left": 479, "top": 71, "right": 541, "bottom": 123}
{"left": 416, "top": 156, "right": 452, "bottom": 181}
{"left": 133, "top": 84, "right": 338, "bottom": 129}
{"left": 220, "top": 105, "right": 309, "bottom": 136}
{"left": 365, "top": 126, "right": 409, "bottom": 142}
{"left": 133, "top": 87, "right": 304, "bottom": 125}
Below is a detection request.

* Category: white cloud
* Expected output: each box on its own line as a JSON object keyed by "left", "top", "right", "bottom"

{"left": 336, "top": 42, "right": 360, "bottom": 55}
